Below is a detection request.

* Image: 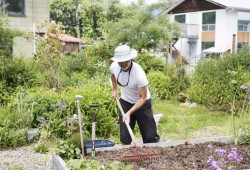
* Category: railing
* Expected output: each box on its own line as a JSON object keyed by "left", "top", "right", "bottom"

{"left": 179, "top": 24, "right": 199, "bottom": 38}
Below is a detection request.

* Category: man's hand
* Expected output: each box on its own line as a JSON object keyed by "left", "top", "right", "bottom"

{"left": 112, "top": 90, "right": 118, "bottom": 99}
{"left": 123, "top": 111, "right": 131, "bottom": 124}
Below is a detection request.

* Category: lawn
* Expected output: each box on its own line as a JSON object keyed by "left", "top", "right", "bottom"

{"left": 152, "top": 99, "right": 250, "bottom": 141}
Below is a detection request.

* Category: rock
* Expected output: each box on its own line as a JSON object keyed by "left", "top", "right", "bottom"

{"left": 177, "top": 92, "right": 187, "bottom": 103}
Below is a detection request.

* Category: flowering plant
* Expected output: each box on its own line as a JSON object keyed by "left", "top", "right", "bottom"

{"left": 207, "top": 144, "right": 243, "bottom": 170}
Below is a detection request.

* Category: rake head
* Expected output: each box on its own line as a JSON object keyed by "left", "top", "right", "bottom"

{"left": 121, "top": 146, "right": 160, "bottom": 161}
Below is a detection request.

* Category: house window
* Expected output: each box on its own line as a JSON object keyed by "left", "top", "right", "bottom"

{"left": 237, "top": 42, "right": 248, "bottom": 52}
{"left": 1, "top": 0, "right": 25, "bottom": 16}
{"left": 202, "top": 12, "right": 215, "bottom": 31}
{"left": 201, "top": 42, "right": 214, "bottom": 51}
{"left": 174, "top": 14, "right": 186, "bottom": 23}
{"left": 238, "top": 21, "right": 250, "bottom": 32}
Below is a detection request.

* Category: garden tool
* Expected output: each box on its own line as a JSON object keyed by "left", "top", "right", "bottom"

{"left": 89, "top": 104, "right": 100, "bottom": 157}
{"left": 75, "top": 95, "right": 85, "bottom": 157}
{"left": 109, "top": 79, "right": 160, "bottom": 161}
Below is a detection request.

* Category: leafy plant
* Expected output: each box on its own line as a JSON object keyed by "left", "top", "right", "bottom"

{"left": 55, "top": 140, "right": 81, "bottom": 160}
{"left": 34, "top": 144, "right": 49, "bottom": 153}
{"left": 188, "top": 47, "right": 250, "bottom": 111}
{"left": 66, "top": 159, "right": 133, "bottom": 170}
{"left": 230, "top": 83, "right": 250, "bottom": 145}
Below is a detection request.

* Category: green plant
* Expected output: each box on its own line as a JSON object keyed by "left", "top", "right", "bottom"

{"left": 66, "top": 159, "right": 133, "bottom": 170}
{"left": 35, "top": 21, "right": 65, "bottom": 91}
{"left": 55, "top": 140, "right": 81, "bottom": 160}
{"left": 34, "top": 144, "right": 49, "bottom": 153}
{"left": 147, "top": 70, "right": 171, "bottom": 99}
{"left": 230, "top": 83, "right": 250, "bottom": 145}
{"left": 188, "top": 47, "right": 250, "bottom": 111}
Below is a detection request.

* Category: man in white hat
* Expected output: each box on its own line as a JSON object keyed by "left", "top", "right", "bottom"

{"left": 110, "top": 44, "right": 160, "bottom": 144}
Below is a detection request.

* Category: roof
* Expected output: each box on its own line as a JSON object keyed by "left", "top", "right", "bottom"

{"left": 209, "top": 0, "right": 250, "bottom": 11}
{"left": 163, "top": 0, "right": 250, "bottom": 14}
{"left": 202, "top": 47, "right": 229, "bottom": 53}
{"left": 58, "top": 34, "right": 82, "bottom": 43}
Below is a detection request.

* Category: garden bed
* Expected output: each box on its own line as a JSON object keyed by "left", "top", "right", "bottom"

{"left": 53, "top": 136, "right": 250, "bottom": 170}
{"left": 87, "top": 142, "right": 250, "bottom": 170}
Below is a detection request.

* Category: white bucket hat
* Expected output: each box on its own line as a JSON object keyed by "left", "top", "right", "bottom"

{"left": 111, "top": 45, "right": 138, "bottom": 62}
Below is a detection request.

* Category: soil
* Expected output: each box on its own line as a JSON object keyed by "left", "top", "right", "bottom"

{"left": 86, "top": 142, "right": 250, "bottom": 170}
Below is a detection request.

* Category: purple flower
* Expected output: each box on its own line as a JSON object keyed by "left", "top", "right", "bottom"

{"left": 208, "top": 144, "right": 213, "bottom": 149}
{"left": 236, "top": 156, "right": 243, "bottom": 163}
{"left": 207, "top": 156, "right": 214, "bottom": 164}
{"left": 240, "top": 85, "right": 245, "bottom": 90}
{"left": 214, "top": 148, "right": 227, "bottom": 157}
{"left": 247, "top": 84, "right": 250, "bottom": 91}
{"left": 210, "top": 161, "right": 221, "bottom": 169}
{"left": 207, "top": 147, "right": 243, "bottom": 170}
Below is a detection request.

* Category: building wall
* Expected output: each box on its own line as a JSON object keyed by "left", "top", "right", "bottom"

{"left": 215, "top": 9, "right": 238, "bottom": 52}
{"left": 8, "top": 0, "right": 50, "bottom": 57}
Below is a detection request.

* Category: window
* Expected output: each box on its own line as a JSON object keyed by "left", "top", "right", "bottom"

{"left": 201, "top": 42, "right": 214, "bottom": 51}
{"left": 237, "top": 42, "right": 248, "bottom": 52}
{"left": 202, "top": 12, "right": 215, "bottom": 31}
{"left": 1, "top": 0, "right": 25, "bottom": 16}
{"left": 174, "top": 14, "right": 186, "bottom": 23}
{"left": 238, "top": 21, "right": 250, "bottom": 32}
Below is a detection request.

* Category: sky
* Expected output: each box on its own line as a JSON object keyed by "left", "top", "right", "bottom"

{"left": 120, "top": 0, "right": 160, "bottom": 5}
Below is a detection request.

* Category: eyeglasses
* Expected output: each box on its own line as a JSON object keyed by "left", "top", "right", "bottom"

{"left": 117, "top": 62, "right": 133, "bottom": 87}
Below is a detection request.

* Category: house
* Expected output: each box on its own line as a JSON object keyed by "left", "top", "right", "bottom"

{"left": 162, "top": 0, "right": 250, "bottom": 65}
{"left": 1, "top": 0, "right": 50, "bottom": 58}
{"left": 58, "top": 34, "right": 83, "bottom": 53}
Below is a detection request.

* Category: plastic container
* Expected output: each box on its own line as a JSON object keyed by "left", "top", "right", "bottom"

{"left": 85, "top": 139, "right": 115, "bottom": 149}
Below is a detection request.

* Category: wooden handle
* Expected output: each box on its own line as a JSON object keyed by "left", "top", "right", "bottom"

{"left": 116, "top": 98, "right": 138, "bottom": 146}
{"left": 109, "top": 78, "right": 138, "bottom": 147}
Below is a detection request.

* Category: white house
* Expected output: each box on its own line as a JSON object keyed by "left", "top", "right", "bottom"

{"left": 1, "top": 0, "right": 50, "bottom": 58}
{"left": 162, "top": 0, "right": 250, "bottom": 65}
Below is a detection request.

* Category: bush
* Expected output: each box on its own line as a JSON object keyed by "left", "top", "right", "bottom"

{"left": 187, "top": 46, "right": 250, "bottom": 111}
{"left": 0, "top": 127, "right": 27, "bottom": 149}
{"left": 148, "top": 71, "right": 171, "bottom": 99}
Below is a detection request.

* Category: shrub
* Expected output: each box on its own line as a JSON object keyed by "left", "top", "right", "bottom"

{"left": 187, "top": 47, "right": 250, "bottom": 111}
{"left": 147, "top": 71, "right": 171, "bottom": 99}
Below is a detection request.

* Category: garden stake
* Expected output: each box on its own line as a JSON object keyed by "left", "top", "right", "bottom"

{"left": 75, "top": 95, "right": 85, "bottom": 157}
{"left": 109, "top": 79, "right": 160, "bottom": 161}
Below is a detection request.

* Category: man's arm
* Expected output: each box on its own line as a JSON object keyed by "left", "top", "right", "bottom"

{"left": 111, "top": 74, "right": 118, "bottom": 99}
{"left": 123, "top": 86, "right": 147, "bottom": 123}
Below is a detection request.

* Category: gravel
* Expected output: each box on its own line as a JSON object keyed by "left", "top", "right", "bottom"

{"left": 0, "top": 145, "right": 52, "bottom": 170}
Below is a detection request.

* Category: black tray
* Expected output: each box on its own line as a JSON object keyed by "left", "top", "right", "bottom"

{"left": 85, "top": 139, "right": 115, "bottom": 149}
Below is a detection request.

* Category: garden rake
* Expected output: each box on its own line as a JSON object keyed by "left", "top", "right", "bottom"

{"left": 109, "top": 79, "right": 160, "bottom": 161}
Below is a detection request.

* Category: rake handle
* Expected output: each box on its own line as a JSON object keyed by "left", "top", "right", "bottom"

{"left": 116, "top": 97, "right": 138, "bottom": 147}
{"left": 109, "top": 78, "right": 138, "bottom": 147}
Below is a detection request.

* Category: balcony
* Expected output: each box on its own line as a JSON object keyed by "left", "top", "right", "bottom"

{"left": 179, "top": 24, "right": 199, "bottom": 39}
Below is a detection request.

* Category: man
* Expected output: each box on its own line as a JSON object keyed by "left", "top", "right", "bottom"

{"left": 110, "top": 44, "right": 160, "bottom": 144}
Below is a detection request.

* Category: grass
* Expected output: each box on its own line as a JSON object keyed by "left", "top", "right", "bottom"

{"left": 152, "top": 100, "right": 237, "bottom": 141}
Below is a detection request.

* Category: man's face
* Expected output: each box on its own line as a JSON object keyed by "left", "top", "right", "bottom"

{"left": 118, "top": 60, "right": 131, "bottom": 71}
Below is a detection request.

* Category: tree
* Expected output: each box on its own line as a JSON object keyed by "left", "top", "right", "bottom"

{"left": 0, "top": 9, "right": 18, "bottom": 57}
{"left": 50, "top": 0, "right": 79, "bottom": 37}
{"left": 103, "top": 0, "right": 179, "bottom": 51}
{"left": 35, "top": 21, "right": 65, "bottom": 91}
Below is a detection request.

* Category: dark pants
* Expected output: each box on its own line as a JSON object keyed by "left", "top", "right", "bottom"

{"left": 119, "top": 98, "right": 160, "bottom": 144}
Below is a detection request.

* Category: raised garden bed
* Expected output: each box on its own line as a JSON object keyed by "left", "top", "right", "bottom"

{"left": 53, "top": 136, "right": 250, "bottom": 170}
